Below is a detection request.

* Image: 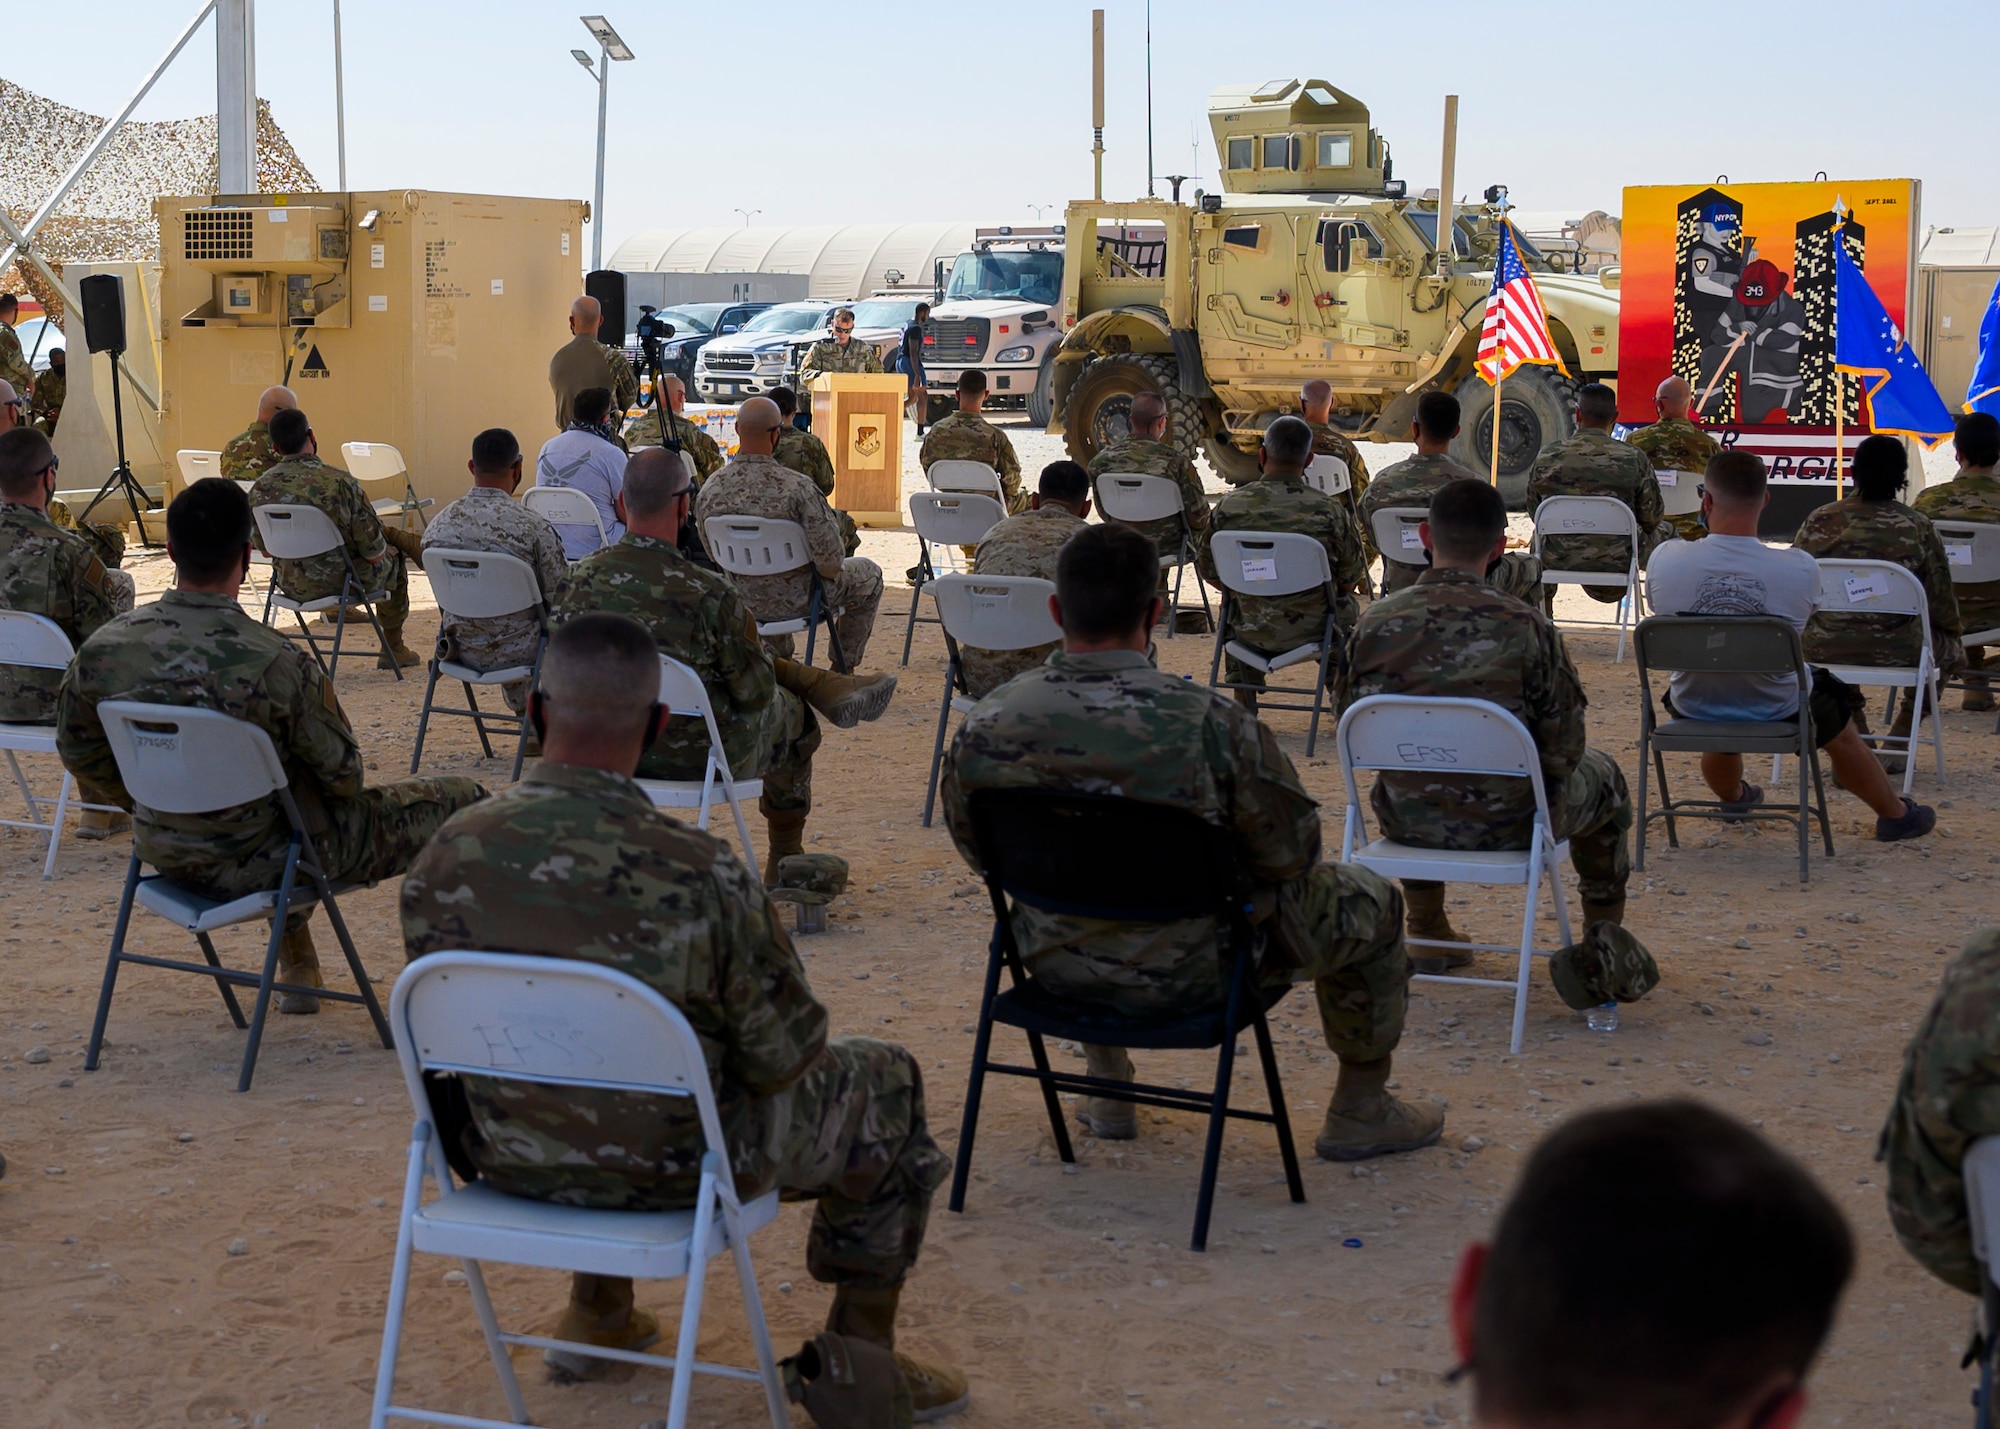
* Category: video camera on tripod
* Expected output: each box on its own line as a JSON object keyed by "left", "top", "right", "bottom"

{"left": 633, "top": 304, "right": 675, "bottom": 372}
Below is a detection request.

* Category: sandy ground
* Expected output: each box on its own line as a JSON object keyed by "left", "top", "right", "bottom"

{"left": 3, "top": 417, "right": 1996, "bottom": 1428}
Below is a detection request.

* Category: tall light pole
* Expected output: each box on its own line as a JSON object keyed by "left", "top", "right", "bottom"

{"left": 575, "top": 15, "right": 633, "bottom": 271}
{"left": 734, "top": 208, "right": 761, "bottom": 228}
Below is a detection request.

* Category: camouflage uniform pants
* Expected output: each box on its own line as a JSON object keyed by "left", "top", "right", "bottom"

{"left": 1220, "top": 596, "right": 1354, "bottom": 692}
{"left": 1541, "top": 531, "right": 1661, "bottom": 605}
{"left": 960, "top": 640, "right": 1058, "bottom": 701}
{"left": 1379, "top": 552, "right": 1544, "bottom": 604}
{"left": 1396, "top": 747, "right": 1632, "bottom": 910}
{"left": 165, "top": 776, "right": 486, "bottom": 929}
{"left": 639, "top": 689, "right": 821, "bottom": 817}
{"left": 761, "top": 558, "right": 885, "bottom": 672}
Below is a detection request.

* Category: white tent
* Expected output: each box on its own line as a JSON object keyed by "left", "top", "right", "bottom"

{"left": 609, "top": 222, "right": 978, "bottom": 299}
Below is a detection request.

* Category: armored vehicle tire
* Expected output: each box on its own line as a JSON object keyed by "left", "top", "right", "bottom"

{"left": 1026, "top": 350, "right": 1057, "bottom": 427}
{"left": 1202, "top": 435, "right": 1263, "bottom": 486}
{"left": 1449, "top": 366, "right": 1578, "bottom": 509}
{"left": 1061, "top": 353, "right": 1203, "bottom": 467}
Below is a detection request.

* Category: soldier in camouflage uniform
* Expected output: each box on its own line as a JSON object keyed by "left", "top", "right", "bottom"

{"left": 0, "top": 295, "right": 34, "bottom": 396}
{"left": 1880, "top": 924, "right": 2000, "bottom": 1298}
{"left": 1792, "top": 436, "right": 1964, "bottom": 707}
{"left": 1300, "top": 378, "right": 1372, "bottom": 535}
{"left": 1338, "top": 478, "right": 1635, "bottom": 970}
{"left": 399, "top": 613, "right": 964, "bottom": 1413}
{"left": 421, "top": 428, "right": 568, "bottom": 713}
{"left": 548, "top": 296, "right": 638, "bottom": 434}
{"left": 250, "top": 407, "right": 424, "bottom": 668}
{"left": 1198, "top": 417, "right": 1367, "bottom": 701}
{"left": 219, "top": 385, "right": 296, "bottom": 483}
{"left": 1625, "top": 375, "right": 1718, "bottom": 542}
{"left": 0, "top": 380, "right": 126, "bottom": 572}
{"left": 920, "top": 370, "right": 1027, "bottom": 514}
{"left": 555, "top": 450, "right": 896, "bottom": 881}
{"left": 959, "top": 460, "right": 1091, "bottom": 698}
{"left": 944, "top": 521, "right": 1443, "bottom": 1161}
{"left": 28, "top": 348, "right": 63, "bottom": 437}
{"left": 695, "top": 398, "right": 884, "bottom": 670}
{"left": 1086, "top": 390, "right": 1211, "bottom": 564}
{"left": 1526, "top": 382, "right": 1665, "bottom": 604}
{"left": 1914, "top": 413, "right": 2000, "bottom": 710}
{"left": 58, "top": 479, "right": 485, "bottom": 1013}
{"left": 1363, "top": 392, "right": 1543, "bottom": 602}
{"left": 794, "top": 306, "right": 883, "bottom": 410}
{"left": 621, "top": 374, "right": 724, "bottom": 485}
{"left": 772, "top": 386, "right": 859, "bottom": 557}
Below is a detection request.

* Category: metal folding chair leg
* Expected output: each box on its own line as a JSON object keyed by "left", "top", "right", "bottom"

{"left": 921, "top": 659, "right": 959, "bottom": 828}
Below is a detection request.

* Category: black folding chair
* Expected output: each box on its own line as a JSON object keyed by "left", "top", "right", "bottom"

{"left": 949, "top": 788, "right": 1305, "bottom": 1251}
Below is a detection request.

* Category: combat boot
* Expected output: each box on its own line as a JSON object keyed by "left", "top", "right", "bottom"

{"left": 75, "top": 808, "right": 131, "bottom": 841}
{"left": 777, "top": 661, "right": 899, "bottom": 728}
{"left": 275, "top": 922, "right": 324, "bottom": 1015}
{"left": 1965, "top": 686, "right": 1997, "bottom": 714}
{"left": 377, "top": 625, "right": 422, "bottom": 670}
{"left": 827, "top": 1285, "right": 971, "bottom": 1423}
{"left": 1403, "top": 881, "right": 1471, "bottom": 973}
{"left": 544, "top": 1273, "right": 660, "bottom": 1382}
{"left": 1076, "top": 1043, "right": 1137, "bottom": 1140}
{"left": 1314, "top": 1055, "right": 1445, "bottom": 1162}
{"left": 763, "top": 808, "right": 807, "bottom": 885}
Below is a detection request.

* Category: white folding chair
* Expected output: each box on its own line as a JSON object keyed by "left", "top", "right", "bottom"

{"left": 1337, "top": 695, "right": 1575, "bottom": 1054}
{"left": 1656, "top": 467, "right": 1703, "bottom": 522}
{"left": 179, "top": 449, "right": 266, "bottom": 595}
{"left": 252, "top": 503, "right": 403, "bottom": 681}
{"left": 1531, "top": 494, "right": 1641, "bottom": 662}
{"left": 1095, "top": 472, "right": 1213, "bottom": 638}
{"left": 902, "top": 490, "right": 1008, "bottom": 665}
{"left": 81, "top": 701, "right": 389, "bottom": 1092}
{"left": 1369, "top": 505, "right": 1431, "bottom": 579}
{"left": 371, "top": 951, "right": 787, "bottom": 1429}
{"left": 0, "top": 611, "right": 123, "bottom": 879}
{"left": 342, "top": 440, "right": 435, "bottom": 529}
{"left": 522, "top": 484, "right": 609, "bottom": 560}
{"left": 1303, "top": 454, "right": 1351, "bottom": 498}
{"left": 927, "top": 458, "right": 1005, "bottom": 499}
{"left": 1204, "top": 530, "right": 1339, "bottom": 755}
{"left": 703, "top": 515, "right": 843, "bottom": 669}
{"left": 635, "top": 655, "right": 764, "bottom": 877}
{"left": 1964, "top": 1137, "right": 2000, "bottom": 1427}
{"left": 1935, "top": 519, "right": 2000, "bottom": 735}
{"left": 411, "top": 549, "right": 548, "bottom": 782}
{"left": 921, "top": 574, "right": 1060, "bottom": 826}
{"left": 1812, "top": 557, "right": 1946, "bottom": 793}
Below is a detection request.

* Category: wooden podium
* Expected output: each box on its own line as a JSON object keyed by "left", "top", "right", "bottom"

{"left": 809, "top": 373, "right": 906, "bottom": 528}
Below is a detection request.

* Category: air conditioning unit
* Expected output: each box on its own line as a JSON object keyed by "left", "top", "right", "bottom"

{"left": 181, "top": 203, "right": 348, "bottom": 275}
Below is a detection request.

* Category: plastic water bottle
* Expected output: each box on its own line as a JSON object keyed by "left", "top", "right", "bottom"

{"left": 1586, "top": 1001, "right": 1620, "bottom": 1033}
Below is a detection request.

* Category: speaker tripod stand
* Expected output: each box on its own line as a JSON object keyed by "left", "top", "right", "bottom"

{"left": 78, "top": 348, "right": 160, "bottom": 549}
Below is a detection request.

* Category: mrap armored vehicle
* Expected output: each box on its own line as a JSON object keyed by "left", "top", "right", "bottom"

{"left": 1049, "top": 79, "right": 1623, "bottom": 501}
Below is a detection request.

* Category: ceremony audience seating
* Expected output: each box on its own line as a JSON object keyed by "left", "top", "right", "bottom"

{"left": 703, "top": 515, "right": 843, "bottom": 669}
{"left": 920, "top": 575, "right": 1059, "bottom": 826}
{"left": 522, "top": 484, "right": 607, "bottom": 558}
{"left": 371, "top": 951, "right": 787, "bottom": 1429}
{"left": 948, "top": 788, "right": 1305, "bottom": 1253}
{"left": 902, "top": 490, "right": 1007, "bottom": 665}
{"left": 251, "top": 503, "right": 403, "bottom": 681}
{"left": 1812, "top": 558, "right": 1946, "bottom": 792}
{"left": 1934, "top": 518, "right": 2000, "bottom": 734}
{"left": 409, "top": 549, "right": 547, "bottom": 781}
{"left": 926, "top": 458, "right": 1006, "bottom": 501}
{"left": 179, "top": 447, "right": 266, "bottom": 594}
{"left": 1368, "top": 505, "right": 1430, "bottom": 581}
{"left": 82, "top": 702, "right": 390, "bottom": 1093}
{"left": 1301, "top": 454, "right": 1351, "bottom": 499}
{"left": 341, "top": 440, "right": 435, "bottom": 529}
{"left": 1531, "top": 494, "right": 1640, "bottom": 662}
{"left": 1204, "top": 530, "right": 1340, "bottom": 755}
{"left": 0, "top": 611, "right": 125, "bottom": 879}
{"left": 635, "top": 656, "right": 762, "bottom": 876}
{"left": 1337, "top": 695, "right": 1574, "bottom": 1055}
{"left": 1094, "top": 472, "right": 1212, "bottom": 638}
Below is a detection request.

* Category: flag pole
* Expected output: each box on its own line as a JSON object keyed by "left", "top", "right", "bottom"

{"left": 1490, "top": 374, "right": 1503, "bottom": 486}
{"left": 1833, "top": 370, "right": 1844, "bottom": 500}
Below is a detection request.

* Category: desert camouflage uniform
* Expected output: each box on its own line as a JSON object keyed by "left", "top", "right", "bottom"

{"left": 1199, "top": 471, "right": 1366, "bottom": 690}
{"left": 795, "top": 336, "right": 883, "bottom": 409}
{"left": 1305, "top": 418, "right": 1373, "bottom": 534}
{"left": 1088, "top": 436, "right": 1212, "bottom": 561}
{"left": 553, "top": 532, "right": 819, "bottom": 815}
{"left": 695, "top": 454, "right": 883, "bottom": 668}
{"left": 0, "top": 503, "right": 127, "bottom": 722}
{"left": 1880, "top": 925, "right": 2000, "bottom": 1297}
{"left": 0, "top": 321, "right": 32, "bottom": 393}
{"left": 1626, "top": 416, "right": 1718, "bottom": 541}
{"left": 1361, "top": 452, "right": 1544, "bottom": 601}
{"left": 400, "top": 760, "right": 947, "bottom": 1288}
{"left": 959, "top": 503, "right": 1084, "bottom": 698}
{"left": 622, "top": 407, "right": 724, "bottom": 485}
{"left": 1792, "top": 495, "right": 1964, "bottom": 676}
{"left": 56, "top": 589, "right": 483, "bottom": 921}
{"left": 1526, "top": 428, "right": 1665, "bottom": 601}
{"left": 46, "top": 496, "right": 129, "bottom": 574}
{"left": 921, "top": 411, "right": 1026, "bottom": 514}
{"left": 1336, "top": 568, "right": 1632, "bottom": 907}
{"left": 250, "top": 454, "right": 411, "bottom": 629}
{"left": 219, "top": 421, "right": 280, "bottom": 483}
{"left": 942, "top": 648, "right": 1409, "bottom": 1060}
{"left": 1914, "top": 467, "right": 2000, "bottom": 698}
{"left": 422, "top": 487, "right": 568, "bottom": 713}
{"left": 774, "top": 424, "right": 859, "bottom": 557}
{"left": 28, "top": 365, "right": 63, "bottom": 436}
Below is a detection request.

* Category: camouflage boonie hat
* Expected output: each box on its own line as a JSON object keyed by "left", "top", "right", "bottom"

{"left": 1549, "top": 923, "right": 1660, "bottom": 1010}
{"left": 769, "top": 853, "right": 850, "bottom": 905}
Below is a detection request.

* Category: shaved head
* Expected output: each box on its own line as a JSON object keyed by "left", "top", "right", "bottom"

{"left": 1655, "top": 375, "right": 1692, "bottom": 420}
{"left": 1129, "top": 391, "right": 1167, "bottom": 434}
{"left": 622, "top": 446, "right": 692, "bottom": 518}
{"left": 734, "top": 395, "right": 783, "bottom": 456}
{"left": 662, "top": 374, "right": 687, "bottom": 410}
{"left": 540, "top": 614, "right": 658, "bottom": 743}
{"left": 571, "top": 295, "right": 601, "bottom": 323}
{"left": 255, "top": 385, "right": 297, "bottom": 423}
{"left": 1300, "top": 379, "right": 1334, "bottom": 420}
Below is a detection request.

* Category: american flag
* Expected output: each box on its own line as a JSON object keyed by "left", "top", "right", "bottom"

{"left": 1476, "top": 220, "right": 1565, "bottom": 384}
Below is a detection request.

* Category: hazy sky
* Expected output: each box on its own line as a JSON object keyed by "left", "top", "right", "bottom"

{"left": 10, "top": 0, "right": 1997, "bottom": 248}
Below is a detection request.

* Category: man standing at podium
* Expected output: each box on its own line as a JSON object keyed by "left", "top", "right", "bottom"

{"left": 795, "top": 307, "right": 883, "bottom": 414}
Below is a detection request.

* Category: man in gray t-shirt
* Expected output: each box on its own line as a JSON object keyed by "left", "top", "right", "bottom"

{"left": 1643, "top": 452, "right": 1933, "bottom": 842}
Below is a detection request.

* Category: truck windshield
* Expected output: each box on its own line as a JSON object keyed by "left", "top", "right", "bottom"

{"left": 943, "top": 251, "right": 1063, "bottom": 305}
{"left": 742, "top": 305, "right": 831, "bottom": 334}
{"left": 850, "top": 299, "right": 921, "bottom": 328}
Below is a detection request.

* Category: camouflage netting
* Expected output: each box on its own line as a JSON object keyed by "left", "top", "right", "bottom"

{"left": 0, "top": 78, "right": 319, "bottom": 322}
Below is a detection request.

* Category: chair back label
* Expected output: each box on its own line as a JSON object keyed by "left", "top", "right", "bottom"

{"left": 1842, "top": 571, "right": 1890, "bottom": 604}
{"left": 1241, "top": 557, "right": 1278, "bottom": 583}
